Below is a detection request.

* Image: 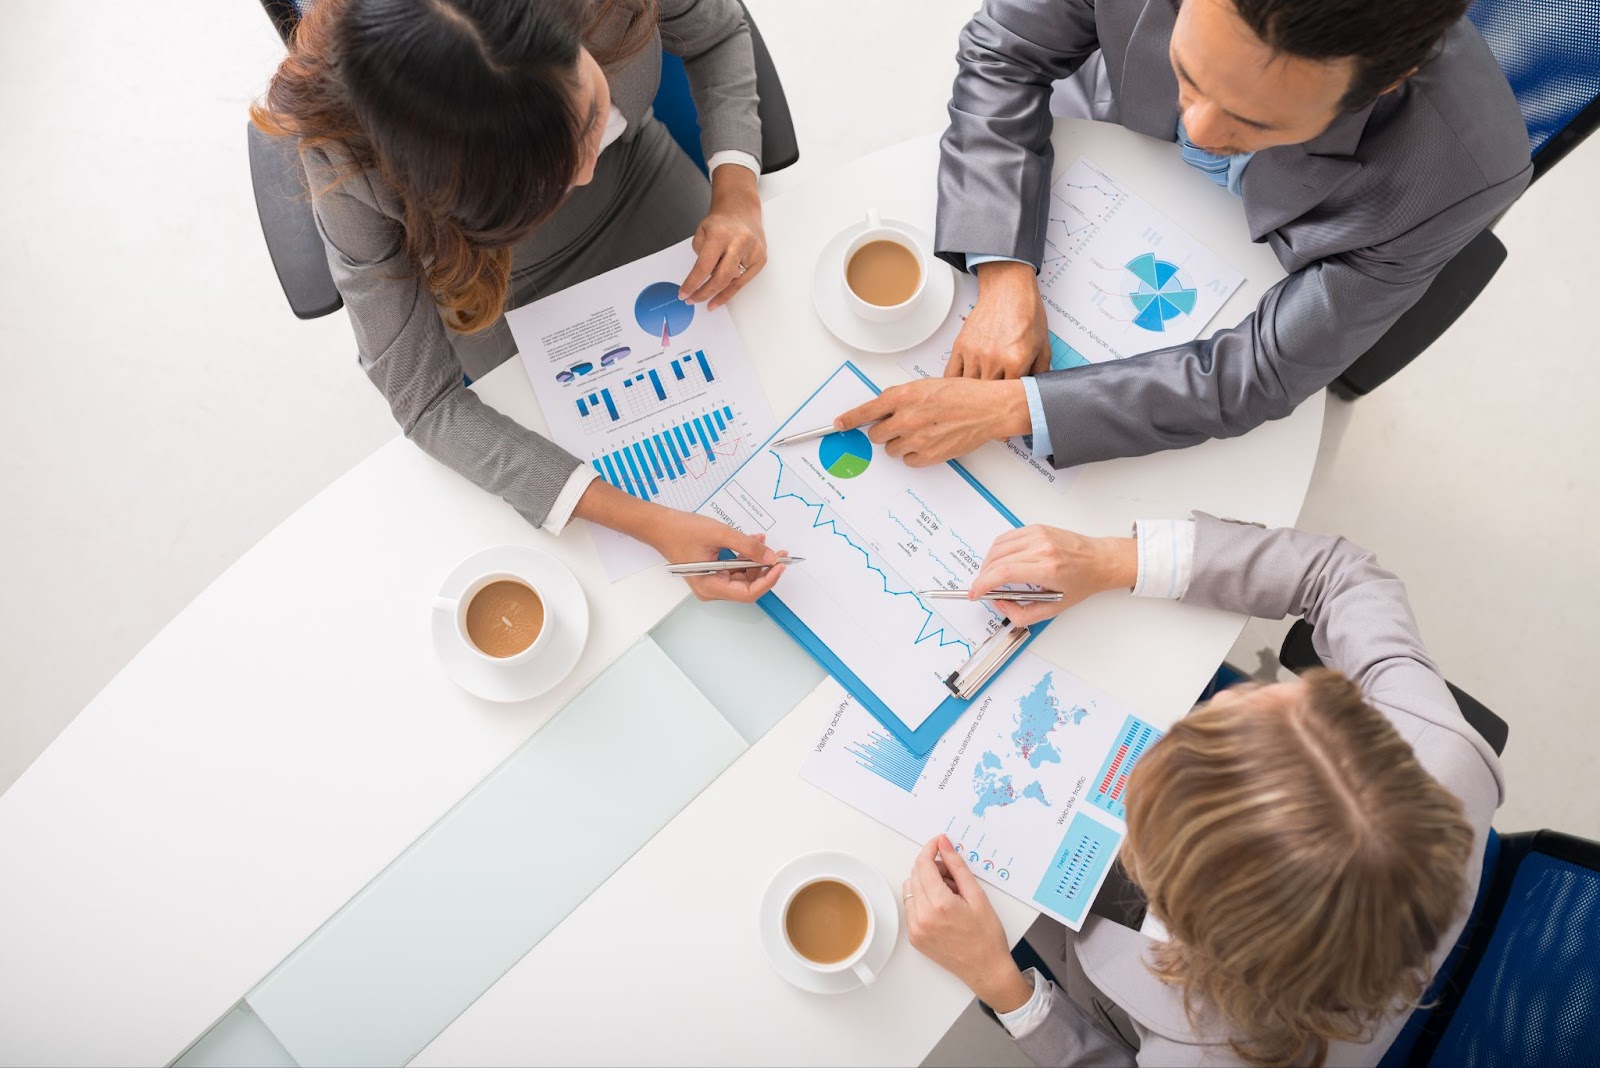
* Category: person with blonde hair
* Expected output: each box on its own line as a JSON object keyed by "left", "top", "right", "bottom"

{"left": 903, "top": 515, "right": 1501, "bottom": 1066}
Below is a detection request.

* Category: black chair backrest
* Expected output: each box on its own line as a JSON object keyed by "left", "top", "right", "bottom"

{"left": 1278, "top": 619, "right": 1509, "bottom": 756}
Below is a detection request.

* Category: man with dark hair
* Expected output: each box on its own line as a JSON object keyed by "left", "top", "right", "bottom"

{"left": 833, "top": 0, "right": 1531, "bottom": 470}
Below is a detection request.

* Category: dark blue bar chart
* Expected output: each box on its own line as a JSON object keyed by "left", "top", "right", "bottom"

{"left": 575, "top": 350, "right": 719, "bottom": 430}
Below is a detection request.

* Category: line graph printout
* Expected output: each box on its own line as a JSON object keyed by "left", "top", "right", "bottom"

{"left": 699, "top": 364, "right": 1017, "bottom": 734}
{"left": 510, "top": 238, "right": 775, "bottom": 581}
{"left": 803, "top": 653, "right": 1162, "bottom": 929}
{"left": 1039, "top": 157, "right": 1244, "bottom": 364}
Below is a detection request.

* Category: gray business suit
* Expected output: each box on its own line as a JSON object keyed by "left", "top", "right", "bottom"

{"left": 304, "top": 0, "right": 761, "bottom": 529}
{"left": 936, "top": 0, "right": 1532, "bottom": 468}
{"left": 1011, "top": 515, "right": 1504, "bottom": 1066}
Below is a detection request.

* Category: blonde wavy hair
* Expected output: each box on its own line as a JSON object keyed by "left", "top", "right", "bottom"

{"left": 1121, "top": 669, "right": 1474, "bottom": 1067}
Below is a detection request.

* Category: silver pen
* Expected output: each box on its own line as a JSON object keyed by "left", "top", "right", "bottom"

{"left": 919, "top": 589, "right": 1064, "bottom": 603}
{"left": 664, "top": 556, "right": 804, "bottom": 577}
{"left": 769, "top": 421, "right": 878, "bottom": 448}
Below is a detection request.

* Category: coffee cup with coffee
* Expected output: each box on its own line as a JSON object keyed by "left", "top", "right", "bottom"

{"left": 841, "top": 209, "right": 928, "bottom": 324}
{"left": 780, "top": 873, "right": 878, "bottom": 985}
{"left": 433, "top": 571, "right": 549, "bottom": 665}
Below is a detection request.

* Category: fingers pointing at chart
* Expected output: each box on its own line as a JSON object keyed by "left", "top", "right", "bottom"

{"left": 831, "top": 378, "right": 1032, "bottom": 467}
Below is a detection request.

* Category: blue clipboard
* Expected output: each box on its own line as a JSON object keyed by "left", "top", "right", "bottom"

{"left": 709, "top": 361, "right": 1046, "bottom": 756}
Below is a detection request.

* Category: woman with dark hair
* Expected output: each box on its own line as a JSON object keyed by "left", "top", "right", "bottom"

{"left": 253, "top": 0, "right": 784, "bottom": 599}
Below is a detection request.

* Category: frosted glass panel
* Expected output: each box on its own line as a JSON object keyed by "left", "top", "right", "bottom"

{"left": 650, "top": 598, "right": 824, "bottom": 743}
{"left": 172, "top": 1002, "right": 297, "bottom": 1068}
{"left": 245, "top": 639, "right": 746, "bottom": 1067}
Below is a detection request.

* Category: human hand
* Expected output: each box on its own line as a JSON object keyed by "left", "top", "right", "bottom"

{"left": 905, "top": 835, "right": 1033, "bottom": 1012}
{"left": 971, "top": 526, "right": 1139, "bottom": 625}
{"left": 947, "top": 261, "right": 1050, "bottom": 380}
{"left": 646, "top": 510, "right": 786, "bottom": 603}
{"left": 832, "top": 377, "right": 1032, "bottom": 467}
{"left": 680, "top": 165, "right": 766, "bottom": 311}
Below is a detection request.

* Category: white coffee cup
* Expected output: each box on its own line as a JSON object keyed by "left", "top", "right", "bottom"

{"left": 780, "top": 873, "right": 878, "bottom": 986}
{"left": 840, "top": 208, "right": 928, "bottom": 324}
{"left": 432, "top": 570, "right": 550, "bottom": 666}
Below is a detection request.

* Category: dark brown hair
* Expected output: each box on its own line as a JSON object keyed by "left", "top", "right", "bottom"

{"left": 1229, "top": 0, "right": 1469, "bottom": 109}
{"left": 251, "top": 0, "right": 657, "bottom": 332}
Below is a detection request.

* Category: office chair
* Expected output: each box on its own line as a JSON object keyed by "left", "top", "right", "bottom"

{"left": 1333, "top": 0, "right": 1600, "bottom": 396}
{"left": 248, "top": 0, "right": 800, "bottom": 321}
{"left": 1280, "top": 622, "right": 1600, "bottom": 1064}
{"left": 1278, "top": 619, "right": 1509, "bottom": 756}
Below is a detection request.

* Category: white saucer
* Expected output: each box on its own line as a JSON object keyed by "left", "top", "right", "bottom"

{"left": 758, "top": 850, "right": 900, "bottom": 995}
{"left": 431, "top": 546, "right": 589, "bottom": 703}
{"left": 813, "top": 219, "right": 956, "bottom": 354}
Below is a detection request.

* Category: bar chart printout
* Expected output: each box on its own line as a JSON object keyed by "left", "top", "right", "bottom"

{"left": 508, "top": 237, "right": 775, "bottom": 581}
{"left": 803, "top": 654, "right": 1162, "bottom": 930}
{"left": 589, "top": 405, "right": 744, "bottom": 508}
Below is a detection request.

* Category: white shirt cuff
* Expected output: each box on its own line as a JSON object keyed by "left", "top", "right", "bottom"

{"left": 707, "top": 150, "right": 761, "bottom": 178}
{"left": 542, "top": 467, "right": 601, "bottom": 535}
{"left": 995, "top": 968, "right": 1053, "bottom": 1039}
{"left": 1132, "top": 518, "right": 1196, "bottom": 599}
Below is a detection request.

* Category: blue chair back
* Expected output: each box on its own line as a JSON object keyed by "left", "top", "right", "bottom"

{"left": 1467, "top": 0, "right": 1600, "bottom": 178}
{"left": 1380, "top": 830, "right": 1600, "bottom": 1066}
{"left": 653, "top": 55, "right": 709, "bottom": 175}
{"left": 1428, "top": 845, "right": 1600, "bottom": 1065}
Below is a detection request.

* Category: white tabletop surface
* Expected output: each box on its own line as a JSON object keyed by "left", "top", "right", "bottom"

{"left": 0, "top": 120, "right": 1321, "bottom": 1067}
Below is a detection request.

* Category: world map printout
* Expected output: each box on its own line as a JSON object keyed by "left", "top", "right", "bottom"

{"left": 802, "top": 652, "right": 1162, "bottom": 929}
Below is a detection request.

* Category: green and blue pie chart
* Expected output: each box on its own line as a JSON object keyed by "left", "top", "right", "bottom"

{"left": 819, "top": 429, "right": 872, "bottom": 479}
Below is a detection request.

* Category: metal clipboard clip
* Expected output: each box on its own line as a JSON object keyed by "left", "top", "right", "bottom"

{"left": 942, "top": 622, "right": 1030, "bottom": 701}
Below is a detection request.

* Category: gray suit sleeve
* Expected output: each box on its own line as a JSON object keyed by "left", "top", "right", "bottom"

{"left": 306, "top": 150, "right": 584, "bottom": 529}
{"left": 1012, "top": 979, "right": 1139, "bottom": 1067}
{"left": 658, "top": 0, "right": 762, "bottom": 166}
{"left": 1032, "top": 172, "right": 1528, "bottom": 468}
{"left": 934, "top": 0, "right": 1102, "bottom": 270}
{"left": 1181, "top": 514, "right": 1459, "bottom": 722}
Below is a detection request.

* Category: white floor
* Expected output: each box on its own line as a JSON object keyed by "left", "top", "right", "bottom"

{"left": 1, "top": 3, "right": 1595, "bottom": 1062}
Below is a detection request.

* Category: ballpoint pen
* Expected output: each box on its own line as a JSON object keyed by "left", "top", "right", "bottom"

{"left": 918, "top": 589, "right": 1064, "bottom": 603}
{"left": 769, "top": 421, "right": 878, "bottom": 448}
{"left": 664, "top": 556, "right": 804, "bottom": 577}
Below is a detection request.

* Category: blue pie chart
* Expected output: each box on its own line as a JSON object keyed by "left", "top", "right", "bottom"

{"left": 634, "top": 282, "right": 695, "bottom": 341}
{"left": 1125, "top": 253, "right": 1198, "bottom": 332}
{"left": 819, "top": 429, "right": 873, "bottom": 479}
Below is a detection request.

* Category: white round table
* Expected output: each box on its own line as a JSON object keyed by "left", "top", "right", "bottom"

{"left": 0, "top": 120, "right": 1321, "bottom": 1068}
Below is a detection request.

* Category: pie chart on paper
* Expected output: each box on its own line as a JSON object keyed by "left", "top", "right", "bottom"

{"left": 818, "top": 429, "right": 873, "bottom": 479}
{"left": 634, "top": 282, "right": 696, "bottom": 344}
{"left": 1125, "top": 253, "right": 1198, "bottom": 333}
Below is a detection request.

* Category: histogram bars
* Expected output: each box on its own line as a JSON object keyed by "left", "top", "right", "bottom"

{"left": 589, "top": 406, "right": 736, "bottom": 503}
{"left": 1088, "top": 714, "right": 1160, "bottom": 821}
{"left": 576, "top": 351, "right": 715, "bottom": 423}
{"left": 575, "top": 387, "right": 619, "bottom": 421}
{"left": 672, "top": 350, "right": 715, "bottom": 384}
{"left": 847, "top": 729, "right": 933, "bottom": 793}
{"left": 620, "top": 368, "right": 668, "bottom": 402}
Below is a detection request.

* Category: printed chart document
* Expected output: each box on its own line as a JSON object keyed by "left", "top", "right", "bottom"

{"left": 509, "top": 238, "right": 775, "bottom": 581}
{"left": 901, "top": 156, "right": 1245, "bottom": 491}
{"left": 1037, "top": 156, "right": 1243, "bottom": 364}
{"left": 803, "top": 653, "right": 1163, "bottom": 929}
{"left": 699, "top": 363, "right": 1033, "bottom": 753}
